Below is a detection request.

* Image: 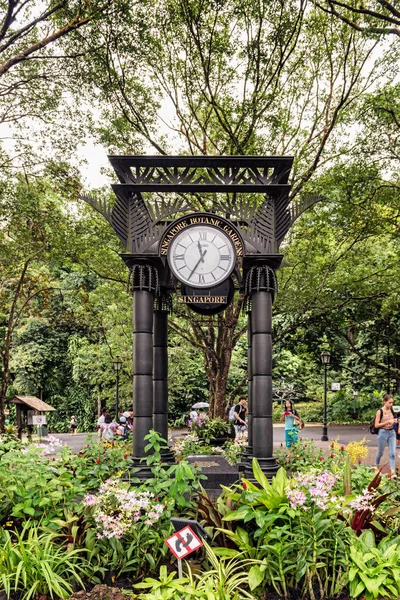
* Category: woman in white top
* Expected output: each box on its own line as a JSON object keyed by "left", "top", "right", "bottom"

{"left": 375, "top": 394, "right": 397, "bottom": 477}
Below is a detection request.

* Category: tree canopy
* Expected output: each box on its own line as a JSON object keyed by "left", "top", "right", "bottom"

{"left": 1, "top": 0, "right": 400, "bottom": 428}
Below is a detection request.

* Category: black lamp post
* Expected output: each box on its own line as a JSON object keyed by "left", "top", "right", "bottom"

{"left": 320, "top": 350, "right": 331, "bottom": 441}
{"left": 352, "top": 378, "right": 358, "bottom": 419}
{"left": 113, "top": 356, "right": 122, "bottom": 420}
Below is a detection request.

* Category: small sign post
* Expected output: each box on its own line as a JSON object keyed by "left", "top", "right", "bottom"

{"left": 165, "top": 526, "right": 204, "bottom": 577}
{"left": 32, "top": 415, "right": 47, "bottom": 425}
{"left": 331, "top": 382, "right": 341, "bottom": 391}
{"left": 32, "top": 415, "right": 47, "bottom": 440}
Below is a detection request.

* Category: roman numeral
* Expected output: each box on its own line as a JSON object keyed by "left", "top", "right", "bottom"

{"left": 220, "top": 255, "right": 230, "bottom": 260}
{"left": 198, "top": 274, "right": 205, "bottom": 283}
{"left": 175, "top": 254, "right": 184, "bottom": 260}
{"left": 199, "top": 231, "right": 207, "bottom": 240}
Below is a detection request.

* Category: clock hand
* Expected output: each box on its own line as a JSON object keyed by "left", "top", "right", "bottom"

{"left": 188, "top": 248, "right": 207, "bottom": 280}
{"left": 197, "top": 240, "right": 206, "bottom": 262}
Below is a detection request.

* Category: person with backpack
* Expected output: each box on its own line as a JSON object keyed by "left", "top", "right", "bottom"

{"left": 233, "top": 397, "right": 247, "bottom": 440}
{"left": 375, "top": 394, "right": 398, "bottom": 477}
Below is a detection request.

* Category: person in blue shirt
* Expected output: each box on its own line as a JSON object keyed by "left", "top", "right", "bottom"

{"left": 280, "top": 400, "right": 302, "bottom": 448}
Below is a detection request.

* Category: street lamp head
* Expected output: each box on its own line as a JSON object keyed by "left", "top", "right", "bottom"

{"left": 113, "top": 356, "right": 122, "bottom": 372}
{"left": 320, "top": 350, "right": 331, "bottom": 365}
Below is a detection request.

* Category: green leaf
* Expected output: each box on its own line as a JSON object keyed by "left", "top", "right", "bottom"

{"left": 252, "top": 458, "right": 271, "bottom": 491}
{"left": 248, "top": 565, "right": 264, "bottom": 590}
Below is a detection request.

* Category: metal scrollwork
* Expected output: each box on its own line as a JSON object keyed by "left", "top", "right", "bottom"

{"left": 244, "top": 265, "right": 277, "bottom": 306}
{"left": 127, "top": 264, "right": 160, "bottom": 294}
{"left": 154, "top": 291, "right": 173, "bottom": 313}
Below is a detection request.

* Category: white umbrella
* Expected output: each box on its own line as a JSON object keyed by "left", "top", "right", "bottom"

{"left": 191, "top": 402, "right": 209, "bottom": 409}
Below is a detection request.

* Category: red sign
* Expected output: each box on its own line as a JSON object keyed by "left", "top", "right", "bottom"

{"left": 165, "top": 526, "right": 203, "bottom": 559}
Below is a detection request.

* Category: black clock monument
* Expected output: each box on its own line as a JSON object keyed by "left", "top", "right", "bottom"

{"left": 83, "top": 155, "right": 316, "bottom": 480}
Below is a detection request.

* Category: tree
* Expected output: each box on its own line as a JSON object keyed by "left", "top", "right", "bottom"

{"left": 273, "top": 161, "right": 400, "bottom": 393}
{"left": 0, "top": 169, "right": 130, "bottom": 431}
{"left": 0, "top": 0, "right": 131, "bottom": 175}
{"left": 69, "top": 0, "right": 394, "bottom": 416}
{"left": 314, "top": 0, "right": 400, "bottom": 38}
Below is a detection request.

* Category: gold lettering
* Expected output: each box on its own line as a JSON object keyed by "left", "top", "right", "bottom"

{"left": 179, "top": 295, "right": 228, "bottom": 304}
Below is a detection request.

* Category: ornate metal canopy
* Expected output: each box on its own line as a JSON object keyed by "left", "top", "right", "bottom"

{"left": 82, "top": 155, "right": 319, "bottom": 256}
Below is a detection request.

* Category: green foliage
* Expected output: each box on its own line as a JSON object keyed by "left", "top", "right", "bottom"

{"left": 191, "top": 418, "right": 234, "bottom": 442}
{"left": 144, "top": 430, "right": 206, "bottom": 510}
{"left": 0, "top": 523, "right": 87, "bottom": 600}
{"left": 134, "top": 543, "right": 262, "bottom": 599}
{"left": 275, "top": 438, "right": 326, "bottom": 473}
{"left": 0, "top": 438, "right": 130, "bottom": 528}
{"left": 219, "top": 460, "right": 352, "bottom": 599}
{"left": 349, "top": 532, "right": 400, "bottom": 600}
{"left": 173, "top": 433, "right": 215, "bottom": 459}
{"left": 222, "top": 439, "right": 247, "bottom": 466}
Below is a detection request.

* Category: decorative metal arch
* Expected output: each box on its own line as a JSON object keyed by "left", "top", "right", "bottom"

{"left": 80, "top": 155, "right": 323, "bottom": 257}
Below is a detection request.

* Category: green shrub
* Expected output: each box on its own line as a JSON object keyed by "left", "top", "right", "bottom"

{"left": 191, "top": 417, "right": 233, "bottom": 441}
{"left": 0, "top": 523, "right": 88, "bottom": 600}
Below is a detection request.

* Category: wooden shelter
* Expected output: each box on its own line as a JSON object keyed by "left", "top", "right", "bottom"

{"left": 10, "top": 396, "right": 56, "bottom": 439}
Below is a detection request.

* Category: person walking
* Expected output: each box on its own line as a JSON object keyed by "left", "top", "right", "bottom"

{"left": 233, "top": 397, "right": 247, "bottom": 441}
{"left": 280, "top": 399, "right": 302, "bottom": 448}
{"left": 375, "top": 394, "right": 397, "bottom": 477}
{"left": 69, "top": 416, "right": 78, "bottom": 435}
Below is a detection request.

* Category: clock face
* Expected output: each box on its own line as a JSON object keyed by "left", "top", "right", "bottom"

{"left": 168, "top": 225, "right": 236, "bottom": 288}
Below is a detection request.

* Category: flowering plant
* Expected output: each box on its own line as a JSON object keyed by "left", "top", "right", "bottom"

{"left": 173, "top": 432, "right": 214, "bottom": 458}
{"left": 285, "top": 470, "right": 343, "bottom": 511}
{"left": 83, "top": 479, "right": 164, "bottom": 539}
{"left": 222, "top": 438, "right": 247, "bottom": 465}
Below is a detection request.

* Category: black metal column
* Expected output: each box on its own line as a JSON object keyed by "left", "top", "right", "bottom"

{"left": 123, "top": 259, "right": 160, "bottom": 479}
{"left": 243, "top": 263, "right": 279, "bottom": 480}
{"left": 238, "top": 310, "right": 253, "bottom": 472}
{"left": 133, "top": 289, "right": 154, "bottom": 462}
{"left": 247, "top": 313, "right": 253, "bottom": 451}
{"left": 153, "top": 293, "right": 175, "bottom": 462}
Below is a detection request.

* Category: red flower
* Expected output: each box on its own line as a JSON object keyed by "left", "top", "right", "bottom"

{"left": 320, "top": 456, "right": 324, "bottom": 461}
{"left": 177, "top": 458, "right": 181, "bottom": 463}
{"left": 193, "top": 463, "right": 197, "bottom": 468}
{"left": 124, "top": 454, "right": 127, "bottom": 459}
{"left": 96, "top": 457, "right": 101, "bottom": 464}
{"left": 330, "top": 453, "right": 334, "bottom": 459}
{"left": 154, "top": 497, "right": 158, "bottom": 501}
{"left": 242, "top": 481, "right": 247, "bottom": 490}
{"left": 330, "top": 442, "right": 335, "bottom": 448}
{"left": 341, "top": 445, "right": 345, "bottom": 451}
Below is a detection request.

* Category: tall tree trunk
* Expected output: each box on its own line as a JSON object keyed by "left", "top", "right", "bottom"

{"left": 0, "top": 260, "right": 30, "bottom": 432}
{"left": 199, "top": 296, "right": 246, "bottom": 419}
